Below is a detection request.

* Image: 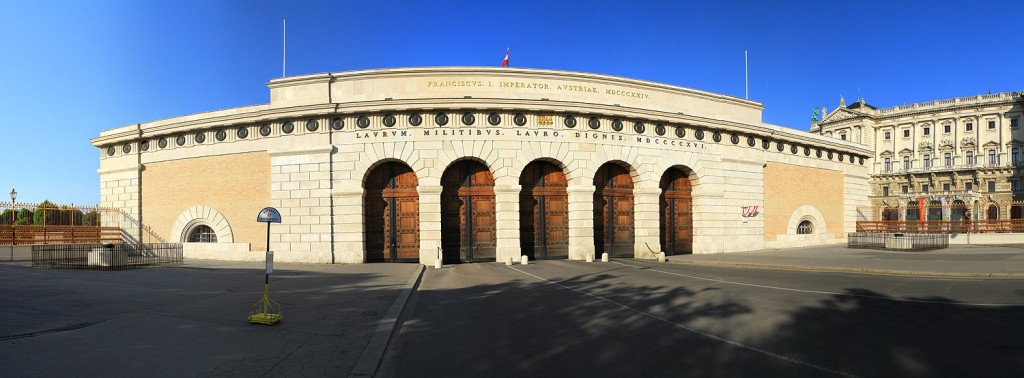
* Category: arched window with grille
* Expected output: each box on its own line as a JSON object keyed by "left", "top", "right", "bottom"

{"left": 797, "top": 220, "right": 814, "bottom": 234}
{"left": 187, "top": 225, "right": 217, "bottom": 243}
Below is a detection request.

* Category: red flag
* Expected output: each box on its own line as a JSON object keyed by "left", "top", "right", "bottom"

{"left": 501, "top": 48, "right": 509, "bottom": 67}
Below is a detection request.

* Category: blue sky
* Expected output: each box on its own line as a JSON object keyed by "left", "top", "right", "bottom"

{"left": 2, "top": 1, "right": 1022, "bottom": 205}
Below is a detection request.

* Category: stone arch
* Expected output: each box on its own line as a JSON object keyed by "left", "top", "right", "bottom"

{"left": 170, "top": 205, "right": 233, "bottom": 243}
{"left": 786, "top": 205, "right": 826, "bottom": 235}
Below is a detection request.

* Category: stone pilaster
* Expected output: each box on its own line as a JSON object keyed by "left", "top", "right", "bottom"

{"left": 417, "top": 184, "right": 443, "bottom": 265}
{"left": 633, "top": 184, "right": 662, "bottom": 259}
{"left": 567, "top": 184, "right": 595, "bottom": 260}
{"left": 494, "top": 184, "right": 522, "bottom": 263}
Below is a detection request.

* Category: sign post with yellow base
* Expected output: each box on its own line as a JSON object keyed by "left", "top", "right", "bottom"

{"left": 249, "top": 207, "right": 283, "bottom": 325}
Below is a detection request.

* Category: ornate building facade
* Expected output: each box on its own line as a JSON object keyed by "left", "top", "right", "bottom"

{"left": 93, "top": 67, "right": 871, "bottom": 264}
{"left": 814, "top": 92, "right": 1024, "bottom": 222}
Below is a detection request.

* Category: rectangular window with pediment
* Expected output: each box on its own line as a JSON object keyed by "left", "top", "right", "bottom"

{"left": 903, "top": 129, "right": 911, "bottom": 138}
{"left": 944, "top": 124, "right": 951, "bottom": 133}
{"left": 989, "top": 180, "right": 996, "bottom": 192}
{"left": 966, "top": 151, "right": 975, "bottom": 166}
{"left": 945, "top": 152, "right": 952, "bottom": 167}
{"left": 884, "top": 131, "right": 891, "bottom": 140}
{"left": 989, "top": 149, "right": 998, "bottom": 165}
{"left": 924, "top": 127, "right": 931, "bottom": 136}
{"left": 966, "top": 122, "right": 973, "bottom": 131}
{"left": 989, "top": 120, "right": 997, "bottom": 129}
{"left": 966, "top": 182, "right": 973, "bottom": 192}
{"left": 924, "top": 154, "right": 931, "bottom": 168}
{"left": 884, "top": 158, "right": 892, "bottom": 172}
{"left": 903, "top": 156, "right": 911, "bottom": 170}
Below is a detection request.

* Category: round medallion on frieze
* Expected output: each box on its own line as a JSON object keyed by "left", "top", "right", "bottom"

{"left": 383, "top": 114, "right": 396, "bottom": 127}
{"left": 435, "top": 112, "right": 449, "bottom": 126}
{"left": 259, "top": 124, "right": 271, "bottom": 137}
{"left": 140, "top": 140, "right": 150, "bottom": 152}
{"left": 655, "top": 124, "right": 665, "bottom": 136}
{"left": 488, "top": 112, "right": 501, "bottom": 126}
{"left": 633, "top": 121, "right": 645, "bottom": 134}
{"left": 195, "top": 132, "right": 206, "bottom": 144}
{"left": 306, "top": 119, "right": 319, "bottom": 132}
{"left": 731, "top": 134, "right": 739, "bottom": 144}
{"left": 827, "top": 151, "right": 833, "bottom": 160}
{"left": 176, "top": 135, "right": 186, "bottom": 146}
{"left": 106, "top": 146, "right": 115, "bottom": 156}
{"left": 408, "top": 113, "right": 422, "bottom": 126}
{"left": 158, "top": 138, "right": 168, "bottom": 149}
{"left": 747, "top": 137, "right": 756, "bottom": 147}
{"left": 838, "top": 152, "right": 844, "bottom": 161}
{"left": 237, "top": 127, "right": 249, "bottom": 139}
{"left": 282, "top": 121, "right": 294, "bottom": 134}
{"left": 588, "top": 117, "right": 600, "bottom": 130}
{"left": 215, "top": 129, "right": 227, "bottom": 141}
{"left": 331, "top": 117, "right": 345, "bottom": 130}
{"left": 612, "top": 119, "right": 623, "bottom": 131}
{"left": 694, "top": 129, "right": 704, "bottom": 140}
{"left": 461, "top": 112, "right": 475, "bottom": 126}
{"left": 816, "top": 149, "right": 822, "bottom": 158}
{"left": 357, "top": 115, "right": 370, "bottom": 128}
{"left": 122, "top": 143, "right": 131, "bottom": 154}
{"left": 712, "top": 131, "right": 722, "bottom": 142}
{"left": 790, "top": 144, "right": 798, "bottom": 154}
{"left": 859, "top": 157, "right": 864, "bottom": 165}
{"left": 564, "top": 115, "right": 577, "bottom": 128}
{"left": 675, "top": 126, "right": 685, "bottom": 138}
{"left": 513, "top": 113, "right": 527, "bottom": 126}
{"left": 776, "top": 142, "right": 785, "bottom": 152}
{"left": 762, "top": 139, "right": 770, "bottom": 149}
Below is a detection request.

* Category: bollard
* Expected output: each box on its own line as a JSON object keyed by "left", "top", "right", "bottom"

{"left": 585, "top": 253, "right": 595, "bottom": 262}
{"left": 435, "top": 258, "right": 442, "bottom": 269}
{"left": 521, "top": 255, "right": 529, "bottom": 265}
{"left": 506, "top": 256, "right": 514, "bottom": 266}
{"left": 601, "top": 252, "right": 609, "bottom": 262}
{"left": 657, "top": 252, "right": 666, "bottom": 263}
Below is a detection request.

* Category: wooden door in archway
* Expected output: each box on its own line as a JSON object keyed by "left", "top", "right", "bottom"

{"left": 365, "top": 162, "right": 419, "bottom": 262}
{"left": 660, "top": 168, "right": 693, "bottom": 255}
{"left": 520, "top": 161, "right": 569, "bottom": 260}
{"left": 594, "top": 163, "right": 634, "bottom": 258}
{"left": 441, "top": 160, "right": 496, "bottom": 263}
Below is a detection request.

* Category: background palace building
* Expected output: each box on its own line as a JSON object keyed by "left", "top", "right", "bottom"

{"left": 814, "top": 92, "right": 1024, "bottom": 223}
{"left": 92, "top": 67, "right": 871, "bottom": 264}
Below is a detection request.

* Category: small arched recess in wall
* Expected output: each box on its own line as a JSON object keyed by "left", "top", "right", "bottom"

{"left": 170, "top": 205, "right": 234, "bottom": 243}
{"left": 786, "top": 205, "right": 826, "bottom": 235}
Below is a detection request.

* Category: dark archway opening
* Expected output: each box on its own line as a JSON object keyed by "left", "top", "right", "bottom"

{"left": 659, "top": 167, "right": 693, "bottom": 255}
{"left": 593, "top": 162, "right": 634, "bottom": 258}
{"left": 519, "top": 161, "right": 569, "bottom": 260}
{"left": 441, "top": 160, "right": 496, "bottom": 263}
{"left": 364, "top": 162, "right": 420, "bottom": 263}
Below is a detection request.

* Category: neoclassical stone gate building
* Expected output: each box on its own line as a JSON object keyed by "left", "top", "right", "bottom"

{"left": 92, "top": 67, "right": 871, "bottom": 264}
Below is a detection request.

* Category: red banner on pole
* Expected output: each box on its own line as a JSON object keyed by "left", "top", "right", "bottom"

{"left": 917, "top": 197, "right": 926, "bottom": 223}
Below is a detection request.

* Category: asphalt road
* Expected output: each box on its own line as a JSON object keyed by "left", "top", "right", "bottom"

{"left": 384, "top": 260, "right": 1024, "bottom": 378}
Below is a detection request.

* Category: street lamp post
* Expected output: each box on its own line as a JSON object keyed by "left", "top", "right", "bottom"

{"left": 9, "top": 188, "right": 16, "bottom": 245}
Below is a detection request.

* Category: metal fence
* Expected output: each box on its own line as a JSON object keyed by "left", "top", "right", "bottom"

{"left": 0, "top": 225, "right": 122, "bottom": 245}
{"left": 32, "top": 243, "right": 183, "bottom": 270}
{"left": 848, "top": 232, "right": 949, "bottom": 251}
{"left": 856, "top": 220, "right": 1024, "bottom": 234}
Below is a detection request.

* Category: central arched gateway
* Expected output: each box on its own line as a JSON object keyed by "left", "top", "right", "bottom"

{"left": 519, "top": 161, "right": 569, "bottom": 260}
{"left": 364, "top": 162, "right": 420, "bottom": 262}
{"left": 660, "top": 168, "right": 693, "bottom": 255}
{"left": 594, "top": 162, "right": 634, "bottom": 258}
{"left": 441, "top": 160, "right": 497, "bottom": 263}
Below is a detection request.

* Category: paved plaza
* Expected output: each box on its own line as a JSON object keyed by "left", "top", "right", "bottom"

{"left": 4, "top": 244, "right": 1024, "bottom": 377}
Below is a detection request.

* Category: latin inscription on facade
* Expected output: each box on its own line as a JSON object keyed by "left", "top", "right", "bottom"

{"left": 353, "top": 128, "right": 705, "bottom": 150}
{"left": 424, "top": 80, "right": 652, "bottom": 100}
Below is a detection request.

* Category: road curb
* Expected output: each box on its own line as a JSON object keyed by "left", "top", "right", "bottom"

{"left": 350, "top": 264, "right": 424, "bottom": 377}
{"left": 665, "top": 259, "right": 1024, "bottom": 278}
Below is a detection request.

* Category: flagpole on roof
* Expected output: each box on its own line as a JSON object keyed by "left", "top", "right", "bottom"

{"left": 283, "top": 18, "right": 287, "bottom": 78}
{"left": 744, "top": 50, "right": 748, "bottom": 99}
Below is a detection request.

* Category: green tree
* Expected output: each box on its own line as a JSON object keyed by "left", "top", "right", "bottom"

{"left": 33, "top": 200, "right": 58, "bottom": 225}
{"left": 15, "top": 208, "right": 33, "bottom": 225}
{"left": 83, "top": 210, "right": 100, "bottom": 226}
{"left": 0, "top": 209, "right": 12, "bottom": 225}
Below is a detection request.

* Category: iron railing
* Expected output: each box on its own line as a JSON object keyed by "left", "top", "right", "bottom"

{"left": 857, "top": 220, "right": 1024, "bottom": 234}
{"left": 0, "top": 225, "right": 121, "bottom": 245}
{"left": 31, "top": 243, "right": 183, "bottom": 270}
{"left": 848, "top": 232, "right": 948, "bottom": 251}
